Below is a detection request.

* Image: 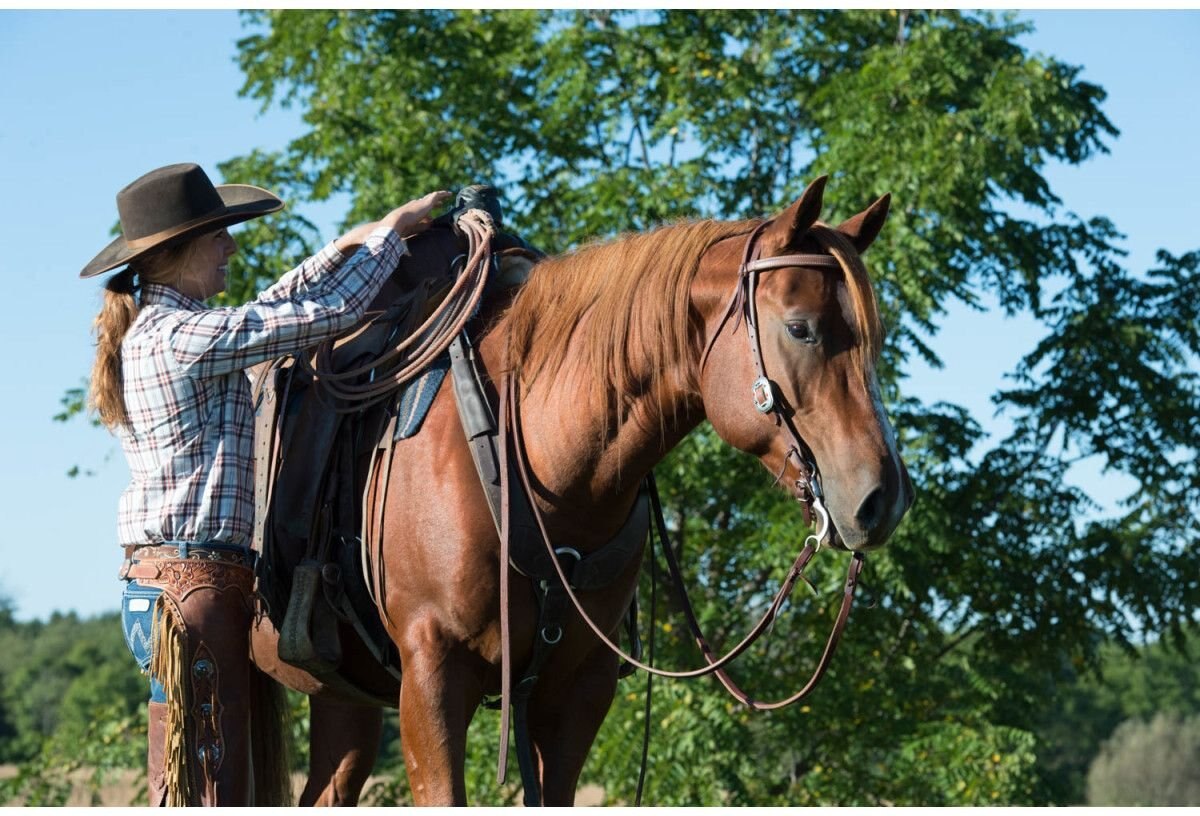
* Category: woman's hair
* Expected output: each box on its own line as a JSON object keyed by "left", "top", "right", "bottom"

{"left": 89, "top": 238, "right": 199, "bottom": 430}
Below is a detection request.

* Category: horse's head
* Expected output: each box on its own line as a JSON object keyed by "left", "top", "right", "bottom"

{"left": 696, "top": 177, "right": 913, "bottom": 551}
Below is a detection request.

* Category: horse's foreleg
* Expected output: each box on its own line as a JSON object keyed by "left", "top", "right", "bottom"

{"left": 300, "top": 698, "right": 382, "bottom": 806}
{"left": 397, "top": 622, "right": 484, "bottom": 805}
{"left": 528, "top": 645, "right": 621, "bottom": 805}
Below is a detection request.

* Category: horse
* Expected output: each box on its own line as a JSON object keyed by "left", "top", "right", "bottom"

{"left": 249, "top": 175, "right": 914, "bottom": 805}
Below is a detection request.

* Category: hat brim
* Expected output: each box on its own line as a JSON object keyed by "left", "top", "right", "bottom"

{"left": 80, "top": 184, "right": 285, "bottom": 279}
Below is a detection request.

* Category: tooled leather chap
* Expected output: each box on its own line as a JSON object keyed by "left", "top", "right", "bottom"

{"left": 122, "top": 544, "right": 257, "bottom": 806}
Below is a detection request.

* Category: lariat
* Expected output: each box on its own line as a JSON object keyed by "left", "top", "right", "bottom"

{"left": 296, "top": 208, "right": 497, "bottom": 411}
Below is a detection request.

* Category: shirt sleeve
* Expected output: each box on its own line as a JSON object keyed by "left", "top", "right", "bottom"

{"left": 254, "top": 240, "right": 347, "bottom": 303}
{"left": 165, "top": 225, "right": 406, "bottom": 379}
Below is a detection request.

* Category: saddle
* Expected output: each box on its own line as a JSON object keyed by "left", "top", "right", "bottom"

{"left": 249, "top": 191, "right": 541, "bottom": 703}
{"left": 250, "top": 190, "right": 647, "bottom": 707}
{"left": 250, "top": 286, "right": 431, "bottom": 704}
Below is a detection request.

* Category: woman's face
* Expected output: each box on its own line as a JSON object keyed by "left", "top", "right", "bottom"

{"left": 177, "top": 227, "right": 238, "bottom": 300}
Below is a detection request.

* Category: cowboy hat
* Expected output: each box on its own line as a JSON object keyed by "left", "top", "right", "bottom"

{"left": 80, "top": 163, "right": 284, "bottom": 278}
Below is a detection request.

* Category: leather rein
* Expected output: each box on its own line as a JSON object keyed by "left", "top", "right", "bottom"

{"left": 498, "top": 220, "right": 867, "bottom": 719}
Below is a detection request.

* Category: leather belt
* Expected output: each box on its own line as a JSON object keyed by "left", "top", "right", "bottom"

{"left": 120, "top": 543, "right": 255, "bottom": 581}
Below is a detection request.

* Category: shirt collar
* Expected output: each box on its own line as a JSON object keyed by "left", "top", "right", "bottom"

{"left": 140, "top": 282, "right": 207, "bottom": 312}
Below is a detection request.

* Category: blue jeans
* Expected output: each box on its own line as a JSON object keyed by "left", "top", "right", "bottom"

{"left": 120, "top": 541, "right": 255, "bottom": 704}
{"left": 121, "top": 579, "right": 166, "bottom": 703}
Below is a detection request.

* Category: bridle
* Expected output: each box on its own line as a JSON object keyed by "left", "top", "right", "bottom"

{"left": 495, "top": 219, "right": 869, "bottom": 803}
{"left": 702, "top": 220, "right": 846, "bottom": 546}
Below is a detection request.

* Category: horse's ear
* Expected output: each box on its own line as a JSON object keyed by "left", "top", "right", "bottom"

{"left": 836, "top": 193, "right": 891, "bottom": 254}
{"left": 763, "top": 175, "right": 828, "bottom": 249}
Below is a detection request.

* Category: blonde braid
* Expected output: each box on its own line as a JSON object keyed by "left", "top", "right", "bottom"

{"left": 88, "top": 239, "right": 200, "bottom": 431}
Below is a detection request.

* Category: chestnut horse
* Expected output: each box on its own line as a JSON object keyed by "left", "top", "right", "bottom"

{"left": 250, "top": 176, "right": 913, "bottom": 805}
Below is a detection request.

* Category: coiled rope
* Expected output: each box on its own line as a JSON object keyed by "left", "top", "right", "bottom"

{"left": 296, "top": 208, "right": 497, "bottom": 412}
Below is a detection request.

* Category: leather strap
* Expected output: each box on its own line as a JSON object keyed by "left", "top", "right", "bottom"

{"left": 744, "top": 254, "right": 840, "bottom": 272}
{"left": 121, "top": 543, "right": 254, "bottom": 582}
{"left": 494, "top": 219, "right": 863, "bottom": 689}
{"left": 649, "top": 475, "right": 864, "bottom": 709}
{"left": 497, "top": 369, "right": 514, "bottom": 785}
{"left": 503, "top": 375, "right": 858, "bottom": 681}
{"left": 449, "top": 333, "right": 650, "bottom": 589}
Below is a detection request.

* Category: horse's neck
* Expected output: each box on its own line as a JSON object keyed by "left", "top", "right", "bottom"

{"left": 529, "top": 365, "right": 700, "bottom": 496}
{"left": 480, "top": 319, "right": 702, "bottom": 537}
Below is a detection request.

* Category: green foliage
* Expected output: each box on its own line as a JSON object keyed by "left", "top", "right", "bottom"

{"left": 44, "top": 8, "right": 1200, "bottom": 806}
{"left": 887, "top": 721, "right": 1037, "bottom": 805}
{"left": 1033, "top": 623, "right": 1200, "bottom": 802}
{"left": 1086, "top": 712, "right": 1200, "bottom": 806}
{"left": 220, "top": 8, "right": 1198, "bottom": 805}
{"left": 0, "top": 609, "right": 147, "bottom": 805}
{"left": 0, "top": 704, "right": 145, "bottom": 806}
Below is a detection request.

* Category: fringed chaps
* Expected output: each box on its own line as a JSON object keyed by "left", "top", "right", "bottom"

{"left": 132, "top": 551, "right": 257, "bottom": 806}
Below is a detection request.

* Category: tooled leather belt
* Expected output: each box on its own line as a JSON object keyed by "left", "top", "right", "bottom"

{"left": 119, "top": 543, "right": 256, "bottom": 581}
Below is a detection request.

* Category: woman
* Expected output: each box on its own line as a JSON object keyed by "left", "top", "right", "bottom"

{"left": 82, "top": 162, "right": 450, "bottom": 805}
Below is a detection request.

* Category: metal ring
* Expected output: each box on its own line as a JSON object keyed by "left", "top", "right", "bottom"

{"left": 541, "top": 625, "right": 563, "bottom": 645}
{"left": 554, "top": 547, "right": 582, "bottom": 564}
{"left": 810, "top": 492, "right": 831, "bottom": 548}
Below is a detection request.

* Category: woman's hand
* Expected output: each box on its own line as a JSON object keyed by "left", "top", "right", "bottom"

{"left": 378, "top": 190, "right": 454, "bottom": 237}
{"left": 333, "top": 190, "right": 454, "bottom": 253}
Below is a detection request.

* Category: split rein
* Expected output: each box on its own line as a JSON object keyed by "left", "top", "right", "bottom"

{"left": 498, "top": 219, "right": 866, "bottom": 711}
{"left": 500, "top": 379, "right": 864, "bottom": 710}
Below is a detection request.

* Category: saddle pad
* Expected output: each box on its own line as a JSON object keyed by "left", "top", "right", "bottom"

{"left": 394, "top": 353, "right": 451, "bottom": 440}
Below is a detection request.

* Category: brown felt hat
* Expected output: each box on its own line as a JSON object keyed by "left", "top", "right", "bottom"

{"left": 80, "top": 163, "right": 284, "bottom": 278}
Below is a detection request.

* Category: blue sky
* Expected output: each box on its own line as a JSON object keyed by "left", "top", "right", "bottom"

{"left": 0, "top": 10, "right": 1197, "bottom": 622}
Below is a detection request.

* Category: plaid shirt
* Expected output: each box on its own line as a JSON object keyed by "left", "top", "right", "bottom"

{"left": 115, "top": 225, "right": 407, "bottom": 549}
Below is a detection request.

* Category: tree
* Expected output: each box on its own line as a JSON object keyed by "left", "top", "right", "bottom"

{"left": 54, "top": 9, "right": 1200, "bottom": 804}
{"left": 1086, "top": 713, "right": 1200, "bottom": 806}
{"left": 0, "top": 610, "right": 147, "bottom": 805}
{"left": 1034, "top": 622, "right": 1200, "bottom": 802}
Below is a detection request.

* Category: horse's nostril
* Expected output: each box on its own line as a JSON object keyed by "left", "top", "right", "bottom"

{"left": 854, "top": 486, "right": 885, "bottom": 531}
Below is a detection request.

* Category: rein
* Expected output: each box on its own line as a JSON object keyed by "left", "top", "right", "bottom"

{"left": 495, "top": 222, "right": 867, "bottom": 797}
{"left": 499, "top": 376, "right": 863, "bottom": 689}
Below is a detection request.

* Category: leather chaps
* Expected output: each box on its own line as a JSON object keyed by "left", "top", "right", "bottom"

{"left": 121, "top": 543, "right": 256, "bottom": 806}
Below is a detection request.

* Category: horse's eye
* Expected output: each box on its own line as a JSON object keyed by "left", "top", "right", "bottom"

{"left": 786, "top": 321, "right": 816, "bottom": 343}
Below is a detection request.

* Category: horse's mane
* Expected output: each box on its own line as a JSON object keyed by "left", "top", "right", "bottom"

{"left": 502, "top": 217, "right": 882, "bottom": 435}
{"left": 504, "top": 219, "right": 755, "bottom": 430}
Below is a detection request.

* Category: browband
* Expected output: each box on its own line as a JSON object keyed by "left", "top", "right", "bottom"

{"left": 743, "top": 254, "right": 841, "bottom": 273}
